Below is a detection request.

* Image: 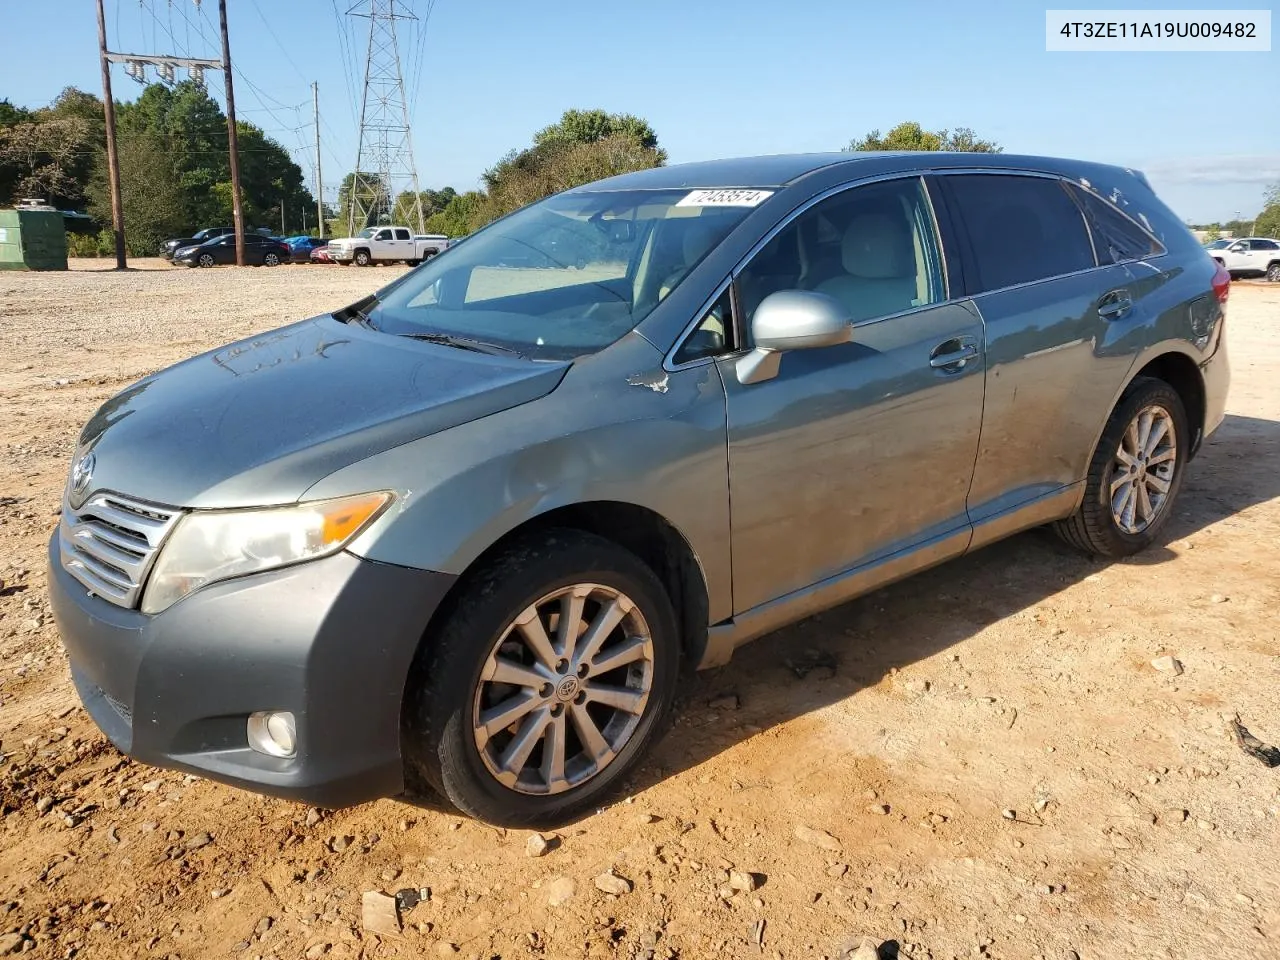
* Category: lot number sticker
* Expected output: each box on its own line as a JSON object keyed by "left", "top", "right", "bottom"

{"left": 676, "top": 189, "right": 773, "bottom": 208}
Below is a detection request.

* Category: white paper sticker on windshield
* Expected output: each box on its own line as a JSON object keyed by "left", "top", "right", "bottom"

{"left": 676, "top": 189, "right": 773, "bottom": 208}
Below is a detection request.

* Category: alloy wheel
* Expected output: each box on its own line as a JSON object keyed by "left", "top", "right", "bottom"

{"left": 472, "top": 583, "right": 654, "bottom": 796}
{"left": 264, "top": 252, "right": 280, "bottom": 266}
{"left": 1111, "top": 404, "right": 1177, "bottom": 535}
{"left": 1267, "top": 263, "right": 1280, "bottom": 283}
{"left": 198, "top": 254, "right": 214, "bottom": 267}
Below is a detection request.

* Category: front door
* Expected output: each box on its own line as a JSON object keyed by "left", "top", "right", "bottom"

{"left": 717, "top": 176, "right": 986, "bottom": 614}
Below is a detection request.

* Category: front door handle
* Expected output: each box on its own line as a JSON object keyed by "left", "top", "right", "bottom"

{"left": 929, "top": 336, "right": 980, "bottom": 370}
{"left": 1098, "top": 289, "right": 1133, "bottom": 321}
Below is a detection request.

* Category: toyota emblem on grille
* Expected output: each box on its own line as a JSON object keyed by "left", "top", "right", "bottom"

{"left": 70, "top": 452, "right": 95, "bottom": 499}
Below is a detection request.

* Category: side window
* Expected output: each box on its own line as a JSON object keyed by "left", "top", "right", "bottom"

{"left": 394, "top": 228, "right": 411, "bottom": 241}
{"left": 1066, "top": 184, "right": 1161, "bottom": 263}
{"left": 946, "top": 174, "right": 1095, "bottom": 292}
{"left": 375, "top": 229, "right": 392, "bottom": 241}
{"left": 736, "top": 176, "right": 944, "bottom": 326}
{"left": 673, "top": 287, "right": 734, "bottom": 364}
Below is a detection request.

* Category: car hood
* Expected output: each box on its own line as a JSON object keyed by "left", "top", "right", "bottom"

{"left": 74, "top": 316, "right": 570, "bottom": 509}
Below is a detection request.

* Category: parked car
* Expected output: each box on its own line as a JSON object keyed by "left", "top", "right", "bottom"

{"left": 326, "top": 226, "right": 449, "bottom": 265}
{"left": 286, "top": 236, "right": 329, "bottom": 263}
{"left": 310, "top": 245, "right": 333, "bottom": 264}
{"left": 161, "top": 226, "right": 233, "bottom": 259}
{"left": 1209, "top": 236, "right": 1280, "bottom": 281}
{"left": 172, "top": 232, "right": 290, "bottom": 267}
{"left": 49, "top": 153, "right": 1229, "bottom": 827}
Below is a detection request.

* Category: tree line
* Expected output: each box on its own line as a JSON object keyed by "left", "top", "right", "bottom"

{"left": 24, "top": 97, "right": 1269, "bottom": 253}
{"left": 0, "top": 83, "right": 314, "bottom": 256}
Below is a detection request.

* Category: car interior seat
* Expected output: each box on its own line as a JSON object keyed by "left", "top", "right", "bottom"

{"left": 815, "top": 208, "right": 919, "bottom": 323}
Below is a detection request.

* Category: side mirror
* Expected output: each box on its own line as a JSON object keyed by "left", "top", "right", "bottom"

{"left": 735, "top": 290, "right": 853, "bottom": 385}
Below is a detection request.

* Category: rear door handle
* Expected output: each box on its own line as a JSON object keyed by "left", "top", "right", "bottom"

{"left": 1098, "top": 289, "right": 1133, "bottom": 320}
{"left": 929, "top": 336, "right": 980, "bottom": 370}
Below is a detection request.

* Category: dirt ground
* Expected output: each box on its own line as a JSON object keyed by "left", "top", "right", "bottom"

{"left": 1, "top": 259, "right": 1278, "bottom": 960}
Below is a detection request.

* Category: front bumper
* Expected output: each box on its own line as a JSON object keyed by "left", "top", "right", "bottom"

{"left": 48, "top": 534, "right": 455, "bottom": 808}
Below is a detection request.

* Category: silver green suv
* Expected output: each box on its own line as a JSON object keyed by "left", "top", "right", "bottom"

{"left": 49, "top": 153, "right": 1230, "bottom": 826}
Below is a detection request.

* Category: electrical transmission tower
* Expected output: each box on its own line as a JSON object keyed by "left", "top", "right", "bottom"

{"left": 347, "top": 0, "right": 426, "bottom": 235}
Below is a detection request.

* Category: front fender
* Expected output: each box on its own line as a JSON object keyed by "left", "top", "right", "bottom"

{"left": 303, "top": 333, "right": 734, "bottom": 623}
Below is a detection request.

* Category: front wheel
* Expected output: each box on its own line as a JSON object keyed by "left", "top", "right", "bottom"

{"left": 354, "top": 250, "right": 371, "bottom": 266}
{"left": 198, "top": 253, "right": 215, "bottom": 268}
{"left": 1053, "top": 377, "right": 1188, "bottom": 557}
{"left": 402, "top": 530, "right": 679, "bottom": 827}
{"left": 1267, "top": 262, "right": 1280, "bottom": 283}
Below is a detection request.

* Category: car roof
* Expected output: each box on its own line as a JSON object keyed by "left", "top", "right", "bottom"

{"left": 576, "top": 152, "right": 1150, "bottom": 192}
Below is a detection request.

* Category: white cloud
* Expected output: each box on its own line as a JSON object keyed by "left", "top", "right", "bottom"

{"left": 1137, "top": 155, "right": 1280, "bottom": 186}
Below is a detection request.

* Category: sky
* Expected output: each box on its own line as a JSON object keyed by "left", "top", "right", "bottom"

{"left": 1, "top": 0, "right": 1277, "bottom": 223}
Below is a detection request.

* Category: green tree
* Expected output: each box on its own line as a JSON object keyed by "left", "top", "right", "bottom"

{"left": 846, "top": 121, "right": 1001, "bottom": 153}
{"left": 424, "top": 190, "right": 486, "bottom": 236}
{"left": 87, "top": 129, "right": 185, "bottom": 256}
{"left": 1255, "top": 184, "right": 1280, "bottom": 238}
{"left": 534, "top": 108, "right": 660, "bottom": 152}
{"left": 1204, "top": 224, "right": 1221, "bottom": 241}
{"left": 0, "top": 115, "right": 96, "bottom": 207}
{"left": 113, "top": 81, "right": 313, "bottom": 234}
{"left": 475, "top": 109, "right": 666, "bottom": 227}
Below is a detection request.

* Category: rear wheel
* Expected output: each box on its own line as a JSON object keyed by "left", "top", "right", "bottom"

{"left": 263, "top": 252, "right": 281, "bottom": 266}
{"left": 1053, "top": 377, "right": 1188, "bottom": 557}
{"left": 402, "top": 530, "right": 679, "bottom": 827}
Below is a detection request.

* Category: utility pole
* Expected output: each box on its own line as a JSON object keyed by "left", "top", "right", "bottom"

{"left": 281, "top": 203, "right": 286, "bottom": 236}
{"left": 313, "top": 81, "right": 324, "bottom": 239}
{"left": 95, "top": 0, "right": 126, "bottom": 269}
{"left": 219, "top": 0, "right": 246, "bottom": 266}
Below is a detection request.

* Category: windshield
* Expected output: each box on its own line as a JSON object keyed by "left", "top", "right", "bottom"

{"left": 363, "top": 188, "right": 756, "bottom": 361}
{"left": 1205, "top": 239, "right": 1230, "bottom": 249}
{"left": 357, "top": 227, "right": 379, "bottom": 239}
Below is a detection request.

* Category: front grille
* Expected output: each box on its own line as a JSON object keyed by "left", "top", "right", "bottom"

{"left": 59, "top": 492, "right": 182, "bottom": 609}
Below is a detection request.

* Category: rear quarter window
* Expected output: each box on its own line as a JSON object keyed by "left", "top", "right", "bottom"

{"left": 945, "top": 174, "right": 1096, "bottom": 293}
{"left": 1066, "top": 184, "right": 1162, "bottom": 263}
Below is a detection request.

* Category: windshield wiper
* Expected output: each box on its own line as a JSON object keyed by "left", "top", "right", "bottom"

{"left": 336, "top": 293, "right": 379, "bottom": 327}
{"left": 401, "top": 331, "right": 526, "bottom": 359}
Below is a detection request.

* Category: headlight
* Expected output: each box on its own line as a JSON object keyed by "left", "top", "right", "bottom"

{"left": 141, "top": 491, "right": 392, "bottom": 614}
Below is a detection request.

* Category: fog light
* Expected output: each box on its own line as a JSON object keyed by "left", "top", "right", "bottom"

{"left": 247, "top": 711, "right": 297, "bottom": 758}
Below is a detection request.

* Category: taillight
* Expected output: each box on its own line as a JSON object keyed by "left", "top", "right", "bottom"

{"left": 1211, "top": 260, "right": 1230, "bottom": 305}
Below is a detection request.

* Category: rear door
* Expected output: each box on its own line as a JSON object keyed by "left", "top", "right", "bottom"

{"left": 1249, "top": 238, "right": 1279, "bottom": 272}
{"left": 935, "top": 172, "right": 1137, "bottom": 527}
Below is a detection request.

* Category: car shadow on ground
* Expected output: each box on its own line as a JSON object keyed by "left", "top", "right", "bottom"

{"left": 624, "top": 412, "right": 1280, "bottom": 799}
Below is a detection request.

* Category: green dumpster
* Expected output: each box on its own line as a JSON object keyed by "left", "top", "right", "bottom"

{"left": 0, "top": 207, "right": 69, "bottom": 271}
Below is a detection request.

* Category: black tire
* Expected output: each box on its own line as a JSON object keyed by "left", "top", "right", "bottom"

{"left": 263, "top": 252, "right": 280, "bottom": 266}
{"left": 402, "top": 529, "right": 679, "bottom": 827}
{"left": 198, "top": 253, "right": 215, "bottom": 268}
{"left": 1267, "top": 262, "right": 1280, "bottom": 283}
{"left": 1053, "top": 376, "right": 1189, "bottom": 557}
{"left": 354, "top": 249, "right": 371, "bottom": 266}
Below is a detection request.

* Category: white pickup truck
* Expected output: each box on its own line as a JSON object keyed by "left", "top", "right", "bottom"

{"left": 327, "top": 227, "right": 450, "bottom": 266}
